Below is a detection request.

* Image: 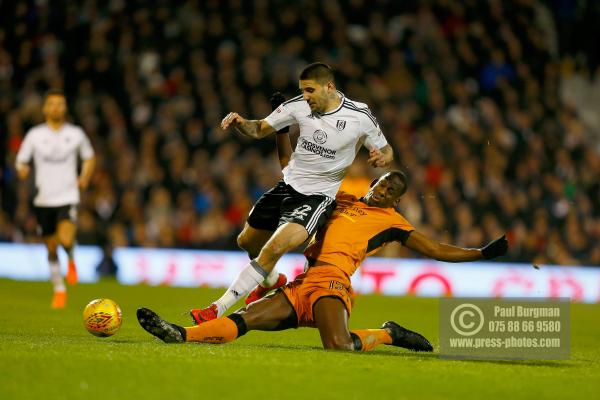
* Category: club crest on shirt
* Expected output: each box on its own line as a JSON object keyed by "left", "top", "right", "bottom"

{"left": 336, "top": 120, "right": 346, "bottom": 131}
{"left": 313, "top": 129, "right": 327, "bottom": 144}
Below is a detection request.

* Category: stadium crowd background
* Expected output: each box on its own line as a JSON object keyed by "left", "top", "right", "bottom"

{"left": 0, "top": 0, "right": 598, "bottom": 266}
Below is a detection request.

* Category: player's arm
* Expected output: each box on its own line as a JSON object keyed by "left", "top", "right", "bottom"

{"left": 404, "top": 231, "right": 508, "bottom": 262}
{"left": 270, "top": 92, "right": 293, "bottom": 169}
{"left": 367, "top": 144, "right": 393, "bottom": 168}
{"left": 78, "top": 156, "right": 96, "bottom": 190}
{"left": 15, "top": 134, "right": 33, "bottom": 180}
{"left": 276, "top": 133, "right": 292, "bottom": 169}
{"left": 220, "top": 112, "right": 276, "bottom": 139}
{"left": 362, "top": 110, "right": 394, "bottom": 168}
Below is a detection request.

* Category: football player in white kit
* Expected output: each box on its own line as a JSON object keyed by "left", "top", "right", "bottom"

{"left": 15, "top": 90, "right": 95, "bottom": 308}
{"left": 190, "top": 63, "right": 394, "bottom": 323}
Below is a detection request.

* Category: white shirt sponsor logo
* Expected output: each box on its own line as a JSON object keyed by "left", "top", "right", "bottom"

{"left": 313, "top": 130, "right": 328, "bottom": 144}
{"left": 264, "top": 92, "right": 388, "bottom": 198}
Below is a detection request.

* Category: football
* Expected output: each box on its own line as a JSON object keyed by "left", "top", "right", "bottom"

{"left": 83, "top": 298, "right": 122, "bottom": 337}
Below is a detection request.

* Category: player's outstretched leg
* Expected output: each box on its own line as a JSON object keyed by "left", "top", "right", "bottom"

{"left": 137, "top": 308, "right": 187, "bottom": 343}
{"left": 381, "top": 321, "right": 433, "bottom": 352}
{"left": 143, "top": 292, "right": 294, "bottom": 345}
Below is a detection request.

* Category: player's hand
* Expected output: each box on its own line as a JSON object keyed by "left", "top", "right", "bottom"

{"left": 367, "top": 148, "right": 386, "bottom": 168}
{"left": 270, "top": 92, "right": 289, "bottom": 134}
{"left": 221, "top": 112, "right": 245, "bottom": 130}
{"left": 481, "top": 235, "right": 508, "bottom": 259}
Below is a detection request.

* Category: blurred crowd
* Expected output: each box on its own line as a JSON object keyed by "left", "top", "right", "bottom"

{"left": 1, "top": 0, "right": 599, "bottom": 266}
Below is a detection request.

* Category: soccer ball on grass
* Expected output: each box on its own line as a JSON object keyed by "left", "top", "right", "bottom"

{"left": 83, "top": 298, "right": 122, "bottom": 337}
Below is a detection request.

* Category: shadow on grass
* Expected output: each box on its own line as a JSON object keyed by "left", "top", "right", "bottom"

{"left": 339, "top": 350, "right": 575, "bottom": 367}
{"left": 236, "top": 343, "right": 441, "bottom": 358}
{"left": 437, "top": 356, "right": 575, "bottom": 368}
{"left": 232, "top": 345, "right": 576, "bottom": 367}
{"left": 107, "top": 339, "right": 142, "bottom": 344}
{"left": 240, "top": 343, "right": 323, "bottom": 351}
{"left": 357, "top": 349, "right": 439, "bottom": 359}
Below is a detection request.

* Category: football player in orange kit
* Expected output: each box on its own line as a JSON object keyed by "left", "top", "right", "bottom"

{"left": 137, "top": 169, "right": 507, "bottom": 352}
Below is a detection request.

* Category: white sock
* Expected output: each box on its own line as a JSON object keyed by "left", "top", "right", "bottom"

{"left": 214, "top": 260, "right": 268, "bottom": 316}
{"left": 49, "top": 261, "right": 65, "bottom": 293}
{"left": 261, "top": 269, "right": 280, "bottom": 288}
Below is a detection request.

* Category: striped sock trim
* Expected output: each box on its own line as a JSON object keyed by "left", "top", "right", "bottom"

{"left": 350, "top": 332, "right": 363, "bottom": 351}
{"left": 227, "top": 313, "right": 248, "bottom": 337}
{"left": 250, "top": 259, "right": 268, "bottom": 279}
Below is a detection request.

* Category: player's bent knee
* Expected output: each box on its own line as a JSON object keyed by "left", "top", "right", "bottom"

{"left": 237, "top": 231, "right": 249, "bottom": 250}
{"left": 237, "top": 230, "right": 263, "bottom": 257}
{"left": 59, "top": 237, "right": 75, "bottom": 249}
{"left": 57, "top": 229, "right": 75, "bottom": 248}
{"left": 322, "top": 335, "right": 354, "bottom": 351}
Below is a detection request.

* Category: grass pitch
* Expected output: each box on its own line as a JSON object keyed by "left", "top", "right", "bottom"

{"left": 0, "top": 279, "right": 599, "bottom": 400}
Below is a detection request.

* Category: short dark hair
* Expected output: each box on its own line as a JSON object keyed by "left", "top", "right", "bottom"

{"left": 299, "top": 62, "right": 335, "bottom": 84}
{"left": 370, "top": 170, "right": 409, "bottom": 196}
{"left": 388, "top": 170, "right": 408, "bottom": 196}
{"left": 43, "top": 89, "right": 65, "bottom": 101}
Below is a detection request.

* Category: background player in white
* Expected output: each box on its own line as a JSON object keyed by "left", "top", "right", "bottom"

{"left": 15, "top": 89, "right": 96, "bottom": 308}
{"left": 191, "top": 62, "right": 394, "bottom": 323}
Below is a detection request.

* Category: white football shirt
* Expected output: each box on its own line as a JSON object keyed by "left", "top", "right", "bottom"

{"left": 16, "top": 122, "right": 94, "bottom": 207}
{"left": 265, "top": 92, "right": 388, "bottom": 198}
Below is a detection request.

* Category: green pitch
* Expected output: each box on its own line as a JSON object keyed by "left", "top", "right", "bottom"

{"left": 1, "top": 279, "right": 599, "bottom": 400}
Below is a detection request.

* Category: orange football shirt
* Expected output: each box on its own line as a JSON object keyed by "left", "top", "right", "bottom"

{"left": 304, "top": 192, "right": 415, "bottom": 278}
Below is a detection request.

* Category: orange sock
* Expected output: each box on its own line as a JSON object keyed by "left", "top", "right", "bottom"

{"left": 350, "top": 329, "right": 392, "bottom": 351}
{"left": 184, "top": 316, "right": 243, "bottom": 344}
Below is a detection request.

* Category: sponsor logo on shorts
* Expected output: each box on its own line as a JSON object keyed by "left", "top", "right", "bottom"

{"left": 289, "top": 204, "right": 312, "bottom": 221}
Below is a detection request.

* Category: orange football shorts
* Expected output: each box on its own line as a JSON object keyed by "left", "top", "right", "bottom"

{"left": 281, "top": 265, "right": 354, "bottom": 327}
